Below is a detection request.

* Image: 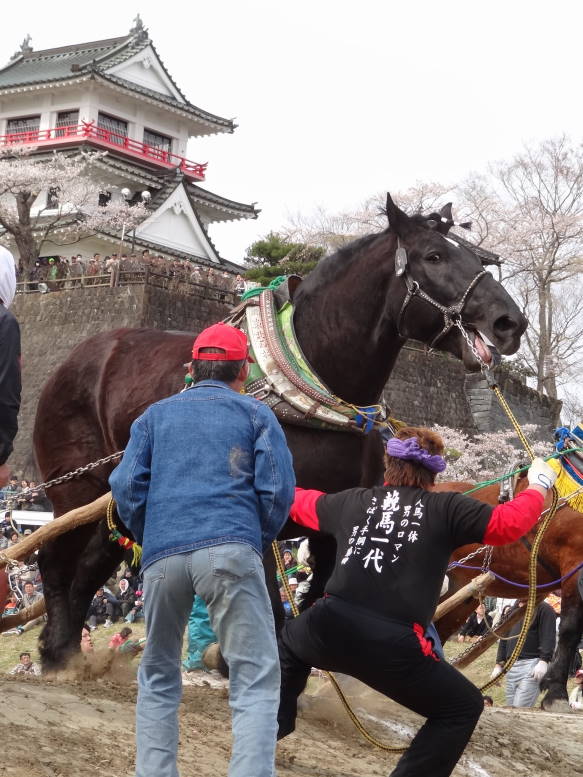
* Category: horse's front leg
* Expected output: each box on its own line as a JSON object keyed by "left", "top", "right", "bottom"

{"left": 541, "top": 581, "right": 583, "bottom": 711}
{"left": 38, "top": 522, "right": 97, "bottom": 671}
{"left": 69, "top": 520, "right": 126, "bottom": 644}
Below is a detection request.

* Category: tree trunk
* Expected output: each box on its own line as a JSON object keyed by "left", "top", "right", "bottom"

{"left": 12, "top": 191, "right": 40, "bottom": 276}
{"left": 537, "top": 283, "right": 549, "bottom": 395}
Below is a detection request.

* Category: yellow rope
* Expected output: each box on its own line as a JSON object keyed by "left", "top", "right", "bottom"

{"left": 478, "top": 385, "right": 560, "bottom": 693}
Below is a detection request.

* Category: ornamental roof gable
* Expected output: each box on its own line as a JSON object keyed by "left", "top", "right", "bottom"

{"left": 134, "top": 181, "right": 220, "bottom": 263}
{"left": 104, "top": 44, "right": 184, "bottom": 102}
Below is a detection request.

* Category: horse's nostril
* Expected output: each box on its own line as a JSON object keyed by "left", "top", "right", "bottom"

{"left": 494, "top": 315, "right": 520, "bottom": 335}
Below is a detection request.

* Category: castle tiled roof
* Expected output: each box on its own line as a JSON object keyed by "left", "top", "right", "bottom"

{"left": 0, "top": 28, "right": 234, "bottom": 133}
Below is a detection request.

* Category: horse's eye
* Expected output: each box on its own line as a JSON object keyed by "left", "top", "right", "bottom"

{"left": 426, "top": 252, "right": 441, "bottom": 263}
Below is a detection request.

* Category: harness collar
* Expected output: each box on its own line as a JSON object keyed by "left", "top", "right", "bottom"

{"left": 395, "top": 237, "right": 488, "bottom": 348}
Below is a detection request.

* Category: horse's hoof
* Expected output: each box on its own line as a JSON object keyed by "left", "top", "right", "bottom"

{"left": 541, "top": 695, "right": 571, "bottom": 713}
{"left": 201, "top": 642, "right": 229, "bottom": 678}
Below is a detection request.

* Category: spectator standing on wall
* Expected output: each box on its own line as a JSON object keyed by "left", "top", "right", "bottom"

{"left": 0, "top": 246, "right": 21, "bottom": 490}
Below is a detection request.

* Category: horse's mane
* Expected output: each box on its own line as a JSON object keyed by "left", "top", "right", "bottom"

{"left": 298, "top": 211, "right": 432, "bottom": 295}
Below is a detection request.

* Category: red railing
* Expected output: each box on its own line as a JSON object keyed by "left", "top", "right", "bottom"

{"left": 0, "top": 121, "right": 207, "bottom": 181}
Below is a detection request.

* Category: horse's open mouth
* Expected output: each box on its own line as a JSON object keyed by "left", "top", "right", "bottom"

{"left": 474, "top": 330, "right": 494, "bottom": 364}
{"left": 463, "top": 329, "right": 500, "bottom": 369}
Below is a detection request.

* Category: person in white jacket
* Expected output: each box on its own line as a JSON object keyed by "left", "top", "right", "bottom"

{"left": 0, "top": 246, "right": 21, "bottom": 488}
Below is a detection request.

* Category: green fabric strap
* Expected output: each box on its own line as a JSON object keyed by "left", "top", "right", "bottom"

{"left": 240, "top": 275, "right": 288, "bottom": 301}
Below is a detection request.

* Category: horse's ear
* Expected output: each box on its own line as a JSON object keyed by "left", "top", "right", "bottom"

{"left": 386, "top": 193, "right": 410, "bottom": 235}
{"left": 439, "top": 203, "right": 453, "bottom": 222}
{"left": 434, "top": 202, "right": 454, "bottom": 235}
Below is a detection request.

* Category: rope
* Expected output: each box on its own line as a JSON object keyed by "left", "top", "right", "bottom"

{"left": 106, "top": 498, "right": 142, "bottom": 568}
{"left": 460, "top": 447, "right": 583, "bottom": 497}
{"left": 271, "top": 540, "right": 407, "bottom": 753}
{"left": 478, "top": 383, "right": 561, "bottom": 694}
{"left": 451, "top": 560, "right": 583, "bottom": 590}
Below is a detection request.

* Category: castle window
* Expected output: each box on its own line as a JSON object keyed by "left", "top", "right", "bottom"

{"left": 6, "top": 115, "right": 40, "bottom": 140}
{"left": 97, "top": 112, "right": 128, "bottom": 146}
{"left": 143, "top": 129, "right": 172, "bottom": 154}
{"left": 55, "top": 110, "right": 79, "bottom": 137}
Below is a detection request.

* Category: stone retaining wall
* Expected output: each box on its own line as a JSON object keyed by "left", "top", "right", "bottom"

{"left": 10, "top": 286, "right": 562, "bottom": 474}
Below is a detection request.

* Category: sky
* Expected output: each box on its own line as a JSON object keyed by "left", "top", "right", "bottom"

{"left": 3, "top": 0, "right": 583, "bottom": 266}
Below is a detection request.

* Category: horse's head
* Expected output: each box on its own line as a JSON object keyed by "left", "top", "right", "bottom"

{"left": 385, "top": 194, "right": 527, "bottom": 370}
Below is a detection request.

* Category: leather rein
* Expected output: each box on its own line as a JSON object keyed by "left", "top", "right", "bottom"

{"left": 395, "top": 237, "right": 488, "bottom": 348}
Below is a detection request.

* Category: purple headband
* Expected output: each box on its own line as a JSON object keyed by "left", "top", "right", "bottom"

{"left": 386, "top": 437, "right": 446, "bottom": 474}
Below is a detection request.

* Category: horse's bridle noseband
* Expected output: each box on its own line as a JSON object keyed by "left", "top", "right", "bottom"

{"left": 395, "top": 238, "right": 488, "bottom": 348}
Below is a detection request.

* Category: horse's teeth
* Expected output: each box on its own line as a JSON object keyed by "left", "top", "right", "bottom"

{"left": 477, "top": 330, "right": 495, "bottom": 348}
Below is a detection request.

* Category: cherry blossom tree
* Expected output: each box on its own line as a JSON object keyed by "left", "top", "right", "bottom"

{"left": 433, "top": 424, "right": 551, "bottom": 484}
{"left": 0, "top": 148, "right": 146, "bottom": 275}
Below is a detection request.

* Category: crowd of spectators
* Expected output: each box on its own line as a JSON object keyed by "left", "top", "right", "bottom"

{"left": 0, "top": 475, "right": 51, "bottom": 514}
{"left": 18, "top": 250, "right": 246, "bottom": 297}
{"left": 86, "top": 567, "right": 144, "bottom": 630}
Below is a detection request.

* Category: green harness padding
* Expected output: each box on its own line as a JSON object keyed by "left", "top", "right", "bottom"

{"left": 242, "top": 286, "right": 392, "bottom": 434}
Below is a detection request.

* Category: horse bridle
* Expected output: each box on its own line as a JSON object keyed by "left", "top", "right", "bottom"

{"left": 395, "top": 238, "right": 488, "bottom": 348}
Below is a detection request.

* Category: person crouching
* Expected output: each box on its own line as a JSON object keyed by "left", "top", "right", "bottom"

{"left": 277, "top": 426, "right": 556, "bottom": 777}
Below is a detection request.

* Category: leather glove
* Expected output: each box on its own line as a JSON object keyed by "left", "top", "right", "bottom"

{"left": 490, "top": 664, "right": 503, "bottom": 680}
{"left": 527, "top": 458, "right": 557, "bottom": 490}
{"left": 532, "top": 659, "right": 548, "bottom": 683}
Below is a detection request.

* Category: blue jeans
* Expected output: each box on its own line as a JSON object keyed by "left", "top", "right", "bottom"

{"left": 505, "top": 657, "right": 540, "bottom": 707}
{"left": 136, "top": 543, "right": 280, "bottom": 777}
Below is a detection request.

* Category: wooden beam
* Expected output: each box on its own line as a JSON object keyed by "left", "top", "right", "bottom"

{"left": 0, "top": 597, "right": 46, "bottom": 633}
{"left": 0, "top": 492, "right": 111, "bottom": 569}
{"left": 434, "top": 572, "right": 495, "bottom": 622}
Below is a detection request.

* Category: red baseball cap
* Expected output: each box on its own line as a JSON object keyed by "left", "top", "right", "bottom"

{"left": 192, "top": 323, "right": 254, "bottom": 362}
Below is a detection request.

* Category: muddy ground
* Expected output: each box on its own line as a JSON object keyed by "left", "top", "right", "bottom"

{"left": 0, "top": 668, "right": 581, "bottom": 777}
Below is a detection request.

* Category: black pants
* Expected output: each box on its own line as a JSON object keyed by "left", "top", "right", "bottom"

{"left": 278, "top": 596, "right": 483, "bottom": 777}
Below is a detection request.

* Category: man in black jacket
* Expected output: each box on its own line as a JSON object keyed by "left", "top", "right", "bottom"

{"left": 0, "top": 246, "right": 21, "bottom": 488}
{"left": 491, "top": 600, "right": 557, "bottom": 707}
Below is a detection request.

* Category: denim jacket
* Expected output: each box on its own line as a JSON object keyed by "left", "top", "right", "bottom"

{"left": 109, "top": 380, "right": 295, "bottom": 571}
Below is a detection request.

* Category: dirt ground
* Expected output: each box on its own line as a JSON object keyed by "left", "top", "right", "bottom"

{"left": 0, "top": 665, "right": 582, "bottom": 777}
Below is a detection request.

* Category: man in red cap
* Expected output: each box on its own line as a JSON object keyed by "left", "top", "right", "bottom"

{"left": 110, "top": 321, "right": 295, "bottom": 777}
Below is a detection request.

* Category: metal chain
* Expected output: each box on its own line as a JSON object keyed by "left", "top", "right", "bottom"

{"left": 449, "top": 545, "right": 489, "bottom": 569}
{"left": 454, "top": 319, "right": 490, "bottom": 371}
{"left": 481, "top": 545, "right": 494, "bottom": 573}
{"left": 0, "top": 451, "right": 124, "bottom": 512}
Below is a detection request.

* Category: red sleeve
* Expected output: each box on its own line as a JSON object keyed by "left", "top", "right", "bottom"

{"left": 483, "top": 488, "right": 545, "bottom": 545}
{"left": 289, "top": 487, "right": 326, "bottom": 531}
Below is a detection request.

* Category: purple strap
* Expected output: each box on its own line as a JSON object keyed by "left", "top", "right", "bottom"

{"left": 386, "top": 437, "right": 446, "bottom": 474}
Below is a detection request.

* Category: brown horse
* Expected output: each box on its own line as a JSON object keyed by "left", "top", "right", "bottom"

{"left": 435, "top": 475, "right": 583, "bottom": 711}
{"left": 32, "top": 194, "right": 527, "bottom": 670}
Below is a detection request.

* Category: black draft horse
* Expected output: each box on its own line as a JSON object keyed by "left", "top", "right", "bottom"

{"left": 33, "top": 194, "right": 526, "bottom": 670}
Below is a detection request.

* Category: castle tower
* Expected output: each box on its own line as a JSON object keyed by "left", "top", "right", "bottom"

{"left": 0, "top": 17, "right": 257, "bottom": 268}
